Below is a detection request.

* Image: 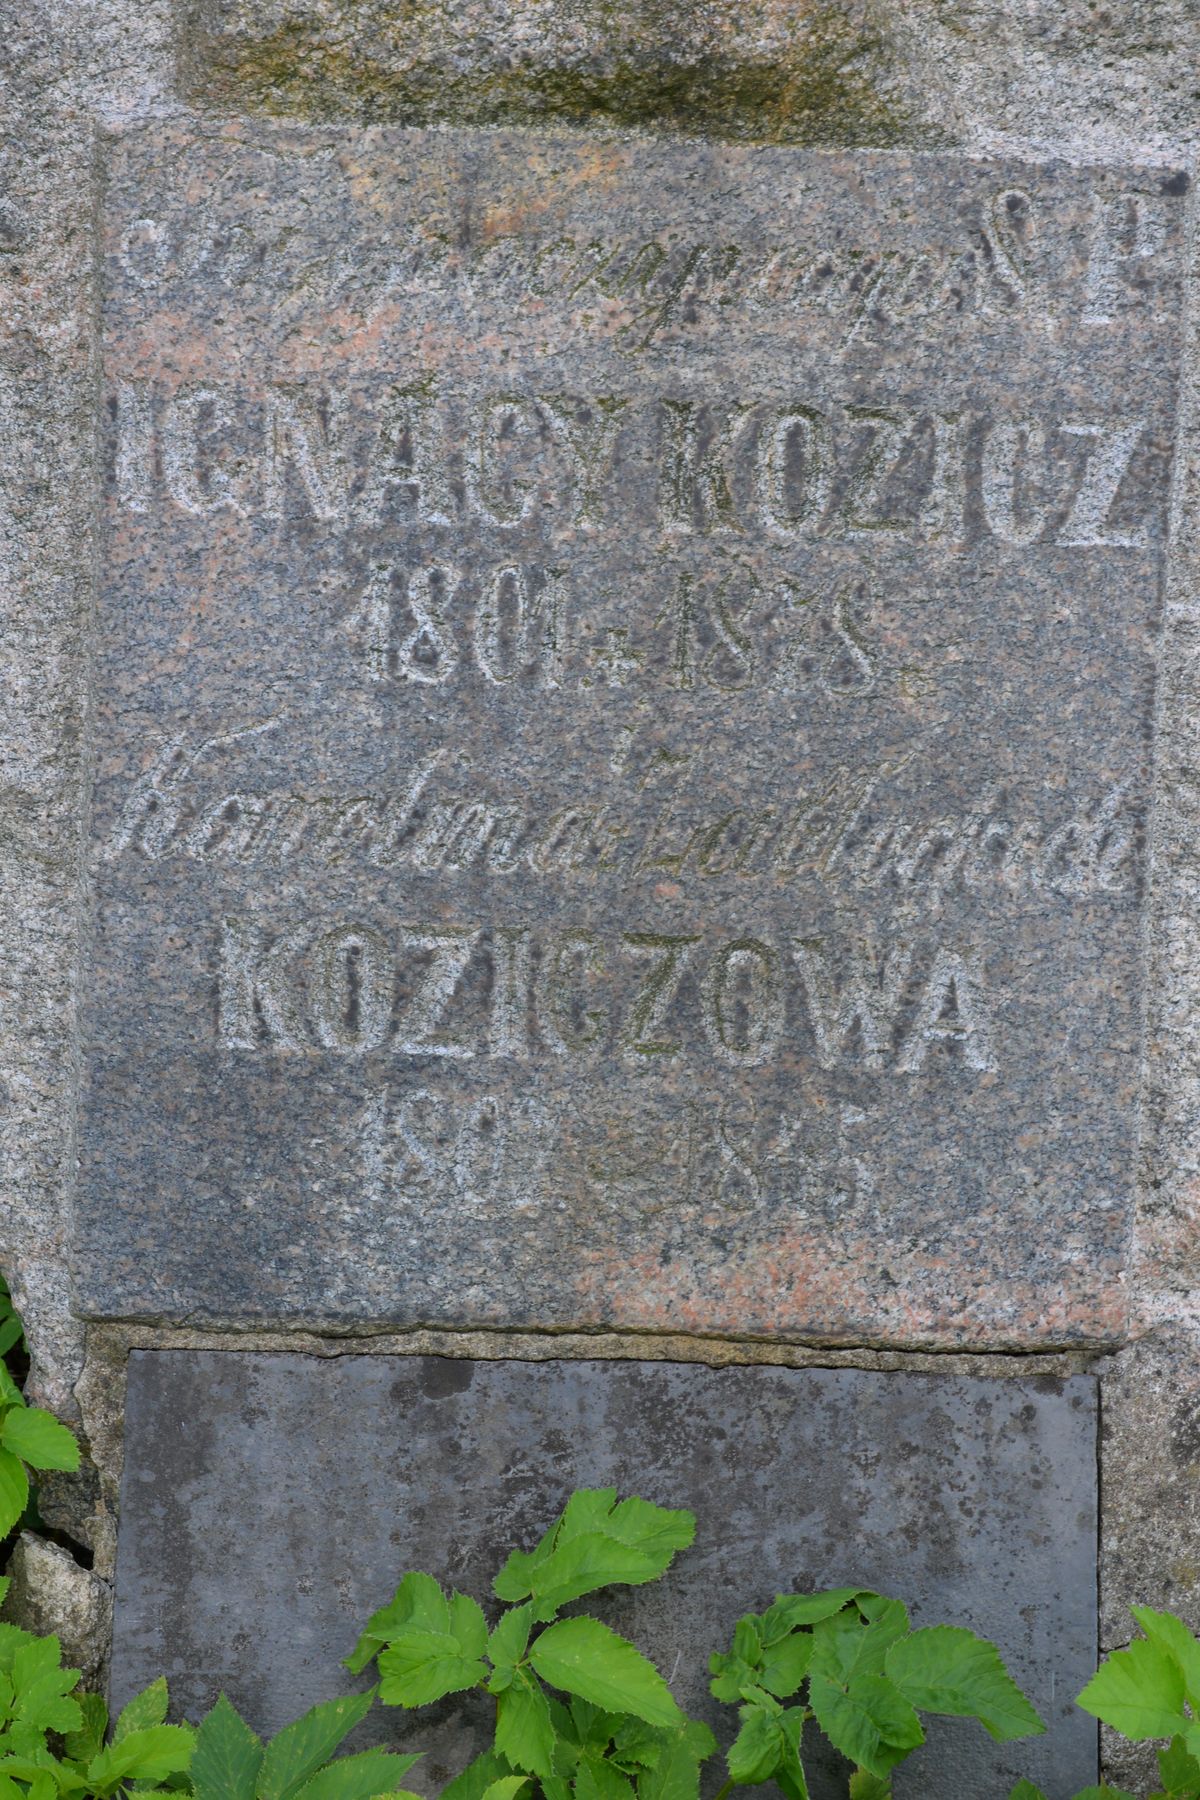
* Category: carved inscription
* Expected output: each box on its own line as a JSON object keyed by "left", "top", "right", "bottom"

{"left": 77, "top": 128, "right": 1186, "bottom": 1342}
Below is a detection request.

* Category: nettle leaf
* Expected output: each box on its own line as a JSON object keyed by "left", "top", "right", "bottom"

{"left": 291, "top": 1747, "right": 422, "bottom": 1800}
{"left": 494, "top": 1492, "right": 694, "bottom": 1621}
{"left": 807, "top": 1672, "right": 924, "bottom": 1780}
{"left": 256, "top": 1691, "right": 375, "bottom": 1800}
{"left": 1131, "top": 1609, "right": 1200, "bottom": 1707}
{"left": 495, "top": 1669, "right": 556, "bottom": 1780}
{"left": 115, "top": 1677, "right": 170, "bottom": 1741}
{"left": 345, "top": 1573, "right": 450, "bottom": 1675}
{"left": 726, "top": 1708, "right": 783, "bottom": 1786}
{"left": 1077, "top": 1636, "right": 1188, "bottom": 1741}
{"left": 87, "top": 1725, "right": 196, "bottom": 1792}
{"left": 885, "top": 1627, "right": 1044, "bottom": 1742}
{"left": 0, "top": 1410, "right": 79, "bottom": 1475}
{"left": 0, "top": 1450, "right": 29, "bottom": 1538}
{"left": 529, "top": 1619, "right": 683, "bottom": 1729}
{"left": 378, "top": 1627, "right": 488, "bottom": 1707}
{"left": 191, "top": 1695, "right": 264, "bottom": 1800}
{"left": 441, "top": 1751, "right": 513, "bottom": 1800}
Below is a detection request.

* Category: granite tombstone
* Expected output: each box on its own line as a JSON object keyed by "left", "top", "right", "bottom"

{"left": 76, "top": 128, "right": 1184, "bottom": 1348}
{"left": 110, "top": 1353, "right": 1099, "bottom": 1800}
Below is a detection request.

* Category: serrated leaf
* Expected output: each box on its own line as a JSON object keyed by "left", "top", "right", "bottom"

{"left": 1006, "top": 1784, "right": 1047, "bottom": 1800}
{"left": 480, "top": 1781, "right": 528, "bottom": 1800}
{"left": 495, "top": 1669, "right": 556, "bottom": 1780}
{"left": 807, "top": 1672, "right": 924, "bottom": 1780}
{"left": 191, "top": 1695, "right": 263, "bottom": 1800}
{"left": 634, "top": 1724, "right": 714, "bottom": 1800}
{"left": 761, "top": 1633, "right": 813, "bottom": 1700}
{"left": 1077, "top": 1637, "right": 1188, "bottom": 1741}
{"left": 0, "top": 1450, "right": 29, "bottom": 1538}
{"left": 489, "top": 1605, "right": 533, "bottom": 1675}
{"left": 726, "top": 1709, "right": 782, "bottom": 1786}
{"left": 885, "top": 1627, "right": 1043, "bottom": 1742}
{"left": 345, "top": 1573, "right": 450, "bottom": 1674}
{"left": 495, "top": 1493, "right": 693, "bottom": 1620}
{"left": 768, "top": 1593, "right": 871, "bottom": 1632}
{"left": 256, "top": 1691, "right": 375, "bottom": 1800}
{"left": 708, "top": 1653, "right": 758, "bottom": 1705}
{"left": 774, "top": 1709, "right": 809, "bottom": 1800}
{"left": 0, "top": 1367, "right": 23, "bottom": 1410}
{"left": 116, "top": 1677, "right": 170, "bottom": 1741}
{"left": 574, "top": 1756, "right": 634, "bottom": 1800}
{"left": 847, "top": 1774, "right": 890, "bottom": 1800}
{"left": 291, "top": 1748, "right": 422, "bottom": 1800}
{"left": 378, "top": 1629, "right": 488, "bottom": 1707}
{"left": 449, "top": 1593, "right": 488, "bottom": 1660}
{"left": 87, "top": 1726, "right": 196, "bottom": 1792}
{"left": 1131, "top": 1609, "right": 1200, "bottom": 1708}
{"left": 1159, "top": 1734, "right": 1200, "bottom": 1793}
{"left": 11, "top": 1638, "right": 82, "bottom": 1737}
{"left": 440, "top": 1752, "right": 512, "bottom": 1800}
{"left": 529, "top": 1619, "right": 682, "bottom": 1729}
{"left": 0, "top": 1410, "right": 79, "bottom": 1474}
{"left": 63, "top": 1691, "right": 108, "bottom": 1764}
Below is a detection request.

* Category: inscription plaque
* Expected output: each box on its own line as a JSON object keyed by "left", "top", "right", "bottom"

{"left": 78, "top": 126, "right": 1186, "bottom": 1342}
{"left": 110, "top": 1355, "right": 1099, "bottom": 1799}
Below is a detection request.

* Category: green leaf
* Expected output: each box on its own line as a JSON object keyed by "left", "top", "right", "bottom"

{"left": 529, "top": 1619, "right": 683, "bottom": 1729}
{"left": 811, "top": 1603, "right": 909, "bottom": 1688}
{"left": 574, "top": 1757, "right": 634, "bottom": 1800}
{"left": 449, "top": 1593, "right": 489, "bottom": 1660}
{"left": 807, "top": 1673, "right": 924, "bottom": 1780}
{"left": 1068, "top": 1790, "right": 1140, "bottom": 1799}
{"left": 885, "top": 1627, "right": 1044, "bottom": 1742}
{"left": 768, "top": 1593, "right": 872, "bottom": 1632}
{"left": 191, "top": 1695, "right": 264, "bottom": 1800}
{"left": 480, "top": 1782, "right": 528, "bottom": 1800}
{"left": 760, "top": 1634, "right": 812, "bottom": 1700}
{"left": 708, "top": 1652, "right": 759, "bottom": 1706}
{"left": 494, "top": 1492, "right": 694, "bottom": 1620}
{"left": 0, "top": 1410, "right": 79, "bottom": 1474}
{"left": 774, "top": 1709, "right": 809, "bottom": 1800}
{"left": 1159, "top": 1735, "right": 1200, "bottom": 1793}
{"left": 344, "top": 1573, "right": 450, "bottom": 1675}
{"left": 10, "top": 1638, "right": 82, "bottom": 1738}
{"left": 1077, "top": 1636, "right": 1188, "bottom": 1740}
{"left": 726, "top": 1709, "right": 782, "bottom": 1786}
{"left": 63, "top": 1691, "right": 108, "bottom": 1764}
{"left": 115, "top": 1677, "right": 170, "bottom": 1741}
{"left": 378, "top": 1629, "right": 488, "bottom": 1707}
{"left": 495, "top": 1669, "right": 557, "bottom": 1780}
{"left": 87, "top": 1726, "right": 196, "bottom": 1792}
{"left": 1131, "top": 1609, "right": 1200, "bottom": 1707}
{"left": 290, "top": 1748, "right": 422, "bottom": 1800}
{"left": 848, "top": 1774, "right": 891, "bottom": 1800}
{"left": 634, "top": 1724, "right": 714, "bottom": 1800}
{"left": 0, "top": 1366, "right": 23, "bottom": 1410}
{"left": 440, "top": 1752, "right": 513, "bottom": 1800}
{"left": 1006, "top": 1784, "right": 1047, "bottom": 1800}
{"left": 489, "top": 1605, "right": 533, "bottom": 1676}
{"left": 0, "top": 1450, "right": 29, "bottom": 1538}
{"left": 256, "top": 1691, "right": 375, "bottom": 1800}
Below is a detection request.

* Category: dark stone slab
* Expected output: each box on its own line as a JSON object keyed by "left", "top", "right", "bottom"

{"left": 110, "top": 1352, "right": 1098, "bottom": 1799}
{"left": 77, "top": 125, "right": 1186, "bottom": 1344}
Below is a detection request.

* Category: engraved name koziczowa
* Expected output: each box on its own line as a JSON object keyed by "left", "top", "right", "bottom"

{"left": 76, "top": 126, "right": 1187, "bottom": 1344}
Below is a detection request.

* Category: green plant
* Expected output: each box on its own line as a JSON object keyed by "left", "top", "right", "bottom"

{"left": 183, "top": 1688, "right": 422, "bottom": 1800}
{"left": 709, "top": 1586, "right": 1043, "bottom": 1798}
{"left": 345, "top": 1487, "right": 716, "bottom": 1800}
{"left": 1009, "top": 1608, "right": 1200, "bottom": 1800}
{"left": 0, "top": 1293, "right": 78, "bottom": 1544}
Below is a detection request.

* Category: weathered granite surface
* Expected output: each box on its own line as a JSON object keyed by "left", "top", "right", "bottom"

{"left": 110, "top": 1352, "right": 1099, "bottom": 1799}
{"left": 75, "top": 124, "right": 1184, "bottom": 1346}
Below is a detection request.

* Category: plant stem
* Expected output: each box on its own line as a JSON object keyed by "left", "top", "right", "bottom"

{"left": 711, "top": 1780, "right": 735, "bottom": 1800}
